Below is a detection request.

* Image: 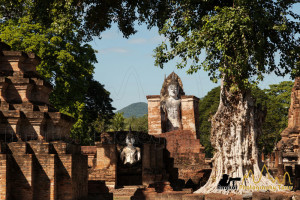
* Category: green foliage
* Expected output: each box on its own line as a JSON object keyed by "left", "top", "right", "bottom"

{"left": 154, "top": 1, "right": 299, "bottom": 89}
{"left": 71, "top": 79, "right": 115, "bottom": 145}
{"left": 124, "top": 114, "right": 148, "bottom": 133}
{"left": 0, "top": 0, "right": 171, "bottom": 41}
{"left": 0, "top": 1, "right": 115, "bottom": 144}
{"left": 199, "top": 81, "right": 293, "bottom": 157}
{"left": 117, "top": 102, "right": 148, "bottom": 118}
{"left": 260, "top": 81, "right": 294, "bottom": 154}
{"left": 110, "top": 113, "right": 125, "bottom": 132}
{"left": 198, "top": 87, "right": 220, "bottom": 158}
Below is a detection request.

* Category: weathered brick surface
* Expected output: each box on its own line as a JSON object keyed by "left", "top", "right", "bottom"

{"left": 181, "top": 96, "right": 200, "bottom": 137}
{"left": 0, "top": 43, "right": 74, "bottom": 141}
{"left": 0, "top": 154, "right": 7, "bottom": 199}
{"left": 272, "top": 77, "right": 300, "bottom": 189}
{"left": 252, "top": 191, "right": 300, "bottom": 200}
{"left": 278, "top": 77, "right": 300, "bottom": 155}
{"left": 32, "top": 153, "right": 55, "bottom": 200}
{"left": 7, "top": 153, "right": 33, "bottom": 199}
{"left": 87, "top": 144, "right": 117, "bottom": 188}
{"left": 147, "top": 95, "right": 162, "bottom": 135}
{"left": 147, "top": 95, "right": 200, "bottom": 138}
{"left": 0, "top": 42, "right": 88, "bottom": 199}
{"left": 81, "top": 146, "right": 96, "bottom": 168}
{"left": 159, "top": 130, "right": 209, "bottom": 185}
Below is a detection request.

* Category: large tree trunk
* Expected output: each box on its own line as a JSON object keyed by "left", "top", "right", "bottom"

{"left": 195, "top": 79, "right": 281, "bottom": 194}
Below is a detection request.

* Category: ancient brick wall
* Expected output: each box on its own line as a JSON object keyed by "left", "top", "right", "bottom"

{"left": 0, "top": 141, "right": 88, "bottom": 200}
{"left": 159, "top": 130, "right": 210, "bottom": 186}
{"left": 0, "top": 45, "right": 74, "bottom": 142}
{"left": 87, "top": 144, "right": 117, "bottom": 188}
{"left": 0, "top": 42, "right": 89, "bottom": 199}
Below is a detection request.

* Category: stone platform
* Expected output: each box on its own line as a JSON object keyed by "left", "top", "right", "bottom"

{"left": 87, "top": 190, "right": 300, "bottom": 200}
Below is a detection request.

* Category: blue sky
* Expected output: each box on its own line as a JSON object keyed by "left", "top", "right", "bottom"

{"left": 90, "top": 4, "right": 299, "bottom": 111}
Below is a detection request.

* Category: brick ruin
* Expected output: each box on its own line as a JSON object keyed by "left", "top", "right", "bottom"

{"left": 264, "top": 77, "right": 300, "bottom": 190}
{"left": 79, "top": 73, "right": 210, "bottom": 199}
{"left": 1, "top": 40, "right": 300, "bottom": 199}
{"left": 147, "top": 72, "right": 210, "bottom": 189}
{"left": 81, "top": 131, "right": 171, "bottom": 199}
{"left": 0, "top": 42, "right": 88, "bottom": 200}
{"left": 277, "top": 77, "right": 300, "bottom": 163}
{"left": 276, "top": 77, "right": 300, "bottom": 190}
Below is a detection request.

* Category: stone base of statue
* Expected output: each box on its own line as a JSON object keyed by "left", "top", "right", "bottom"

{"left": 159, "top": 130, "right": 211, "bottom": 189}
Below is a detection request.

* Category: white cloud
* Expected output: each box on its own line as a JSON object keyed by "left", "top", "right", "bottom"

{"left": 99, "top": 47, "right": 129, "bottom": 54}
{"left": 128, "top": 38, "right": 147, "bottom": 44}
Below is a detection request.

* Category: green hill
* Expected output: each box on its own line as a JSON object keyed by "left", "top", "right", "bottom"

{"left": 117, "top": 102, "right": 148, "bottom": 118}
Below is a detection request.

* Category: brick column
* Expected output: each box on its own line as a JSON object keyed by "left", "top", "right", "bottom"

{"left": 55, "top": 154, "right": 73, "bottom": 200}
{"left": 147, "top": 95, "right": 162, "bottom": 135}
{"left": 95, "top": 144, "right": 117, "bottom": 188}
{"left": 7, "top": 142, "right": 33, "bottom": 200}
{"left": 28, "top": 141, "right": 56, "bottom": 200}
{"left": 275, "top": 150, "right": 279, "bottom": 167}
{"left": 142, "top": 144, "right": 155, "bottom": 185}
{"left": 0, "top": 154, "right": 7, "bottom": 199}
{"left": 181, "top": 95, "right": 200, "bottom": 138}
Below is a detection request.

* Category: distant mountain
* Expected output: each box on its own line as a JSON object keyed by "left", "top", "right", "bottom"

{"left": 117, "top": 102, "right": 148, "bottom": 118}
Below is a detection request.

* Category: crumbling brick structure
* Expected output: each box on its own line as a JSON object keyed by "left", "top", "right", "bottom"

{"left": 275, "top": 77, "right": 300, "bottom": 190}
{"left": 0, "top": 42, "right": 88, "bottom": 200}
{"left": 147, "top": 72, "right": 210, "bottom": 189}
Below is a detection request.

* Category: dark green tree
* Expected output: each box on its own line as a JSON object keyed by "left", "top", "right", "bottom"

{"left": 260, "top": 81, "right": 294, "bottom": 154}
{"left": 198, "top": 87, "right": 220, "bottom": 158}
{"left": 0, "top": 1, "right": 116, "bottom": 144}
{"left": 125, "top": 114, "right": 148, "bottom": 133}
{"left": 110, "top": 112, "right": 125, "bottom": 132}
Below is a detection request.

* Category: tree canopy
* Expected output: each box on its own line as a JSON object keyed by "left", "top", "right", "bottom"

{"left": 153, "top": 0, "right": 299, "bottom": 89}
{"left": 260, "top": 81, "right": 294, "bottom": 154}
{"left": 0, "top": 0, "right": 115, "bottom": 144}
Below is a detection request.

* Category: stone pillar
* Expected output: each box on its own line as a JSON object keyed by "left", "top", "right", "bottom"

{"left": 28, "top": 141, "right": 56, "bottom": 200}
{"left": 25, "top": 112, "right": 45, "bottom": 140}
{"left": 55, "top": 154, "right": 73, "bottom": 200}
{"left": 143, "top": 144, "right": 151, "bottom": 170}
{"left": 0, "top": 154, "right": 7, "bottom": 199}
{"left": 156, "top": 144, "right": 164, "bottom": 170}
{"left": 147, "top": 95, "right": 162, "bottom": 135}
{"left": 181, "top": 95, "right": 200, "bottom": 138}
{"left": 7, "top": 142, "right": 33, "bottom": 200}
{"left": 275, "top": 150, "right": 280, "bottom": 167}
{"left": 95, "top": 144, "right": 117, "bottom": 188}
{"left": 271, "top": 153, "right": 274, "bottom": 162}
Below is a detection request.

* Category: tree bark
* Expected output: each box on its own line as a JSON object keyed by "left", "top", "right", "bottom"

{"left": 195, "top": 78, "right": 281, "bottom": 194}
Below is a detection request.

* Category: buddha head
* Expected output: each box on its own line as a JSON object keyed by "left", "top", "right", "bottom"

{"left": 125, "top": 133, "right": 135, "bottom": 147}
{"left": 160, "top": 72, "right": 185, "bottom": 101}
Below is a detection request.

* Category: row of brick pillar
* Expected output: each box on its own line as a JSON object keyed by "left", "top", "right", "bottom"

{"left": 0, "top": 141, "right": 88, "bottom": 200}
